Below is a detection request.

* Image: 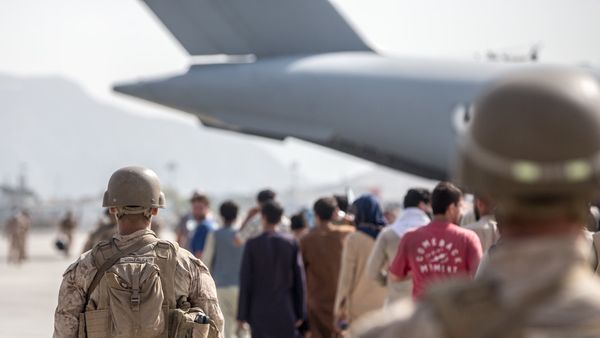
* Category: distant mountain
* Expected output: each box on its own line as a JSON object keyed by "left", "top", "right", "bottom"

{"left": 0, "top": 74, "right": 295, "bottom": 199}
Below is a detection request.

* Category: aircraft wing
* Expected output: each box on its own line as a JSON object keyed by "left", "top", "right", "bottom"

{"left": 141, "top": 0, "right": 372, "bottom": 57}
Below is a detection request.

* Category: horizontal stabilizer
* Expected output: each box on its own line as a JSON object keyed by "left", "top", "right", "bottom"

{"left": 141, "top": 0, "right": 371, "bottom": 57}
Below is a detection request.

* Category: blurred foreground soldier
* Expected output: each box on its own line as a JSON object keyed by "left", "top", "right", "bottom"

{"left": 4, "top": 210, "right": 30, "bottom": 264}
{"left": 463, "top": 195, "right": 500, "bottom": 253}
{"left": 355, "top": 68, "right": 600, "bottom": 338}
{"left": 300, "top": 197, "right": 354, "bottom": 338}
{"left": 53, "top": 166, "right": 223, "bottom": 338}
{"left": 58, "top": 211, "right": 77, "bottom": 256}
{"left": 81, "top": 209, "right": 117, "bottom": 253}
{"left": 237, "top": 200, "right": 306, "bottom": 337}
{"left": 366, "top": 188, "right": 431, "bottom": 305}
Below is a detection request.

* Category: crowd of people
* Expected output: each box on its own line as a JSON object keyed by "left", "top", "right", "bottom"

{"left": 139, "top": 180, "right": 503, "bottom": 338}
{"left": 47, "top": 68, "right": 600, "bottom": 338}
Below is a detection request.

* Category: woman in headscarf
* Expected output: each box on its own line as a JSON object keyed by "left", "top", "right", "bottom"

{"left": 334, "top": 194, "right": 388, "bottom": 333}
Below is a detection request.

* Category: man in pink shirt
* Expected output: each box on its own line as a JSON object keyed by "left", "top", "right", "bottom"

{"left": 389, "top": 181, "right": 482, "bottom": 300}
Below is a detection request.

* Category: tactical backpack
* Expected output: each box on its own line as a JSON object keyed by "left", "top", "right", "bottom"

{"left": 78, "top": 235, "right": 219, "bottom": 338}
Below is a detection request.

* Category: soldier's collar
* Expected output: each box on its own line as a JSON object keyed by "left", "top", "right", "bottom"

{"left": 113, "top": 229, "right": 156, "bottom": 243}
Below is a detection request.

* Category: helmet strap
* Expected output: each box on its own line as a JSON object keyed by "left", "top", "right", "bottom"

{"left": 115, "top": 206, "right": 153, "bottom": 220}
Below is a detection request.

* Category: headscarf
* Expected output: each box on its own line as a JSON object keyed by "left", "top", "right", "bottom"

{"left": 352, "top": 194, "right": 386, "bottom": 239}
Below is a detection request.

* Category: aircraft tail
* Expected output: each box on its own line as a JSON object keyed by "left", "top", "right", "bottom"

{"left": 141, "top": 0, "right": 372, "bottom": 57}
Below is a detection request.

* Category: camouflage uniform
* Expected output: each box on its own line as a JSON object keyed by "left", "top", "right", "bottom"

{"left": 53, "top": 229, "right": 224, "bottom": 338}
{"left": 355, "top": 236, "right": 600, "bottom": 338}
{"left": 18, "top": 212, "right": 31, "bottom": 260}
{"left": 4, "top": 212, "right": 30, "bottom": 263}
{"left": 59, "top": 213, "right": 77, "bottom": 255}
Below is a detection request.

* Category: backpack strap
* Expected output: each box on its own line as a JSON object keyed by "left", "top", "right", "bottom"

{"left": 154, "top": 240, "right": 179, "bottom": 309}
{"left": 85, "top": 235, "right": 158, "bottom": 307}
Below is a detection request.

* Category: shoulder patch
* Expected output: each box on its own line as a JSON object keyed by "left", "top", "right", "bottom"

{"left": 155, "top": 240, "right": 177, "bottom": 259}
{"left": 156, "top": 239, "right": 178, "bottom": 250}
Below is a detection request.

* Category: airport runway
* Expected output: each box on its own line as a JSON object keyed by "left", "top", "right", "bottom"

{"left": 0, "top": 230, "right": 174, "bottom": 337}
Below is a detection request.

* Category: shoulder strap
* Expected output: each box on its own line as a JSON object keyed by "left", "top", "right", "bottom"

{"left": 154, "top": 240, "right": 179, "bottom": 308}
{"left": 85, "top": 235, "right": 158, "bottom": 306}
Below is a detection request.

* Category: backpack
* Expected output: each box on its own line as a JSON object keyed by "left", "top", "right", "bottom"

{"left": 78, "top": 234, "right": 219, "bottom": 338}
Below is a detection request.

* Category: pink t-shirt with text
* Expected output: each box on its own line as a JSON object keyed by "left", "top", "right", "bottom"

{"left": 389, "top": 220, "right": 483, "bottom": 300}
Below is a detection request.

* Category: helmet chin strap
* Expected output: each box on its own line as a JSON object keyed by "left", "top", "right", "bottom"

{"left": 115, "top": 206, "right": 153, "bottom": 220}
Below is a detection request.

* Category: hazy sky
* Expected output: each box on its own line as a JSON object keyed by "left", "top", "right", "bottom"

{"left": 1, "top": 0, "right": 599, "bottom": 182}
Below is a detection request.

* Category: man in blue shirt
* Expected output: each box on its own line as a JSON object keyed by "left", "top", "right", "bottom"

{"left": 204, "top": 200, "right": 247, "bottom": 338}
{"left": 188, "top": 193, "right": 216, "bottom": 259}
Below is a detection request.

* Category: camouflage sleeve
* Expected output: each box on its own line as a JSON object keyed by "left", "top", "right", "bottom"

{"left": 184, "top": 255, "right": 225, "bottom": 337}
{"left": 53, "top": 261, "right": 86, "bottom": 338}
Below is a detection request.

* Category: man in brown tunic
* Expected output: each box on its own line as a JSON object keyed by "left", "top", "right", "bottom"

{"left": 299, "top": 197, "right": 354, "bottom": 338}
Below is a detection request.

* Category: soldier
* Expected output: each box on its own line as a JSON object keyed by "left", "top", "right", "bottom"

{"left": 58, "top": 211, "right": 77, "bottom": 256}
{"left": 19, "top": 209, "right": 31, "bottom": 260}
{"left": 4, "top": 210, "right": 30, "bottom": 264}
{"left": 355, "top": 68, "right": 600, "bottom": 337}
{"left": 53, "top": 166, "right": 224, "bottom": 338}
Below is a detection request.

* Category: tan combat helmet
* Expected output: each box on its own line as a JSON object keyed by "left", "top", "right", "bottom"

{"left": 103, "top": 166, "right": 166, "bottom": 217}
{"left": 455, "top": 67, "right": 600, "bottom": 218}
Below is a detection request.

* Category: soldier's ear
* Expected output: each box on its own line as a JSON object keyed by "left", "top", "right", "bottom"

{"left": 109, "top": 207, "right": 118, "bottom": 215}
{"left": 151, "top": 208, "right": 158, "bottom": 216}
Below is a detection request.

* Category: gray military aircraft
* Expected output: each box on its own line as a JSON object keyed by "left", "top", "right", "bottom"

{"left": 113, "top": 0, "right": 594, "bottom": 180}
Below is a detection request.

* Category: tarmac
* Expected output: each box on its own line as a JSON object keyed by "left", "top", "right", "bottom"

{"left": 0, "top": 229, "right": 174, "bottom": 337}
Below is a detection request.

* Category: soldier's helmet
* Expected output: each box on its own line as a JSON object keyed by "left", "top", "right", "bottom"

{"left": 454, "top": 67, "right": 600, "bottom": 217}
{"left": 102, "top": 166, "right": 166, "bottom": 213}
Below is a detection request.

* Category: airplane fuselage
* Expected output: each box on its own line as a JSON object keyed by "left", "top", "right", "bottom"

{"left": 114, "top": 52, "right": 537, "bottom": 179}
